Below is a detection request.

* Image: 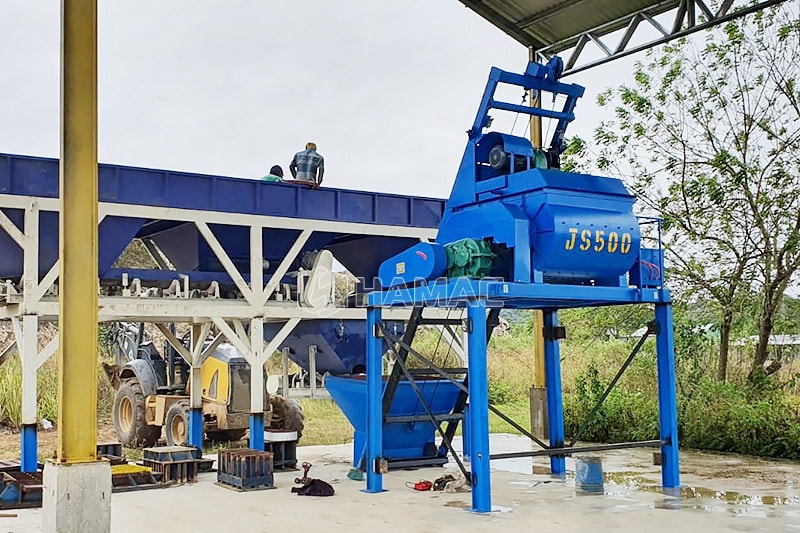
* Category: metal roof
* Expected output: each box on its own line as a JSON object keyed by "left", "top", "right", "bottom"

{"left": 459, "top": 0, "right": 790, "bottom": 74}
{"left": 459, "top": 0, "right": 679, "bottom": 52}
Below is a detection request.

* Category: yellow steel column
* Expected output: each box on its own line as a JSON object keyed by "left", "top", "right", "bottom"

{"left": 528, "top": 47, "right": 546, "bottom": 391}
{"left": 529, "top": 47, "right": 547, "bottom": 437}
{"left": 57, "top": 0, "right": 98, "bottom": 463}
{"left": 528, "top": 48, "right": 543, "bottom": 152}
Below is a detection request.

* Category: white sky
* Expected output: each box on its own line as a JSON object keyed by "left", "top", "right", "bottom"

{"left": 1, "top": 1, "right": 656, "bottom": 199}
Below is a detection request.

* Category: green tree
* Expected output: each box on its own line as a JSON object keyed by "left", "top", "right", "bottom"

{"left": 591, "top": 3, "right": 800, "bottom": 381}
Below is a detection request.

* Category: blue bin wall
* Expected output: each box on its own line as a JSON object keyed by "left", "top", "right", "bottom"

{"left": 0, "top": 153, "right": 445, "bottom": 281}
{"left": 0, "top": 153, "right": 444, "bottom": 225}
{"left": 0, "top": 209, "right": 145, "bottom": 280}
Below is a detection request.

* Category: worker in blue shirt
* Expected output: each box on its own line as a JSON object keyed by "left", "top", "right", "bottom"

{"left": 262, "top": 165, "right": 284, "bottom": 182}
{"left": 289, "top": 142, "right": 325, "bottom": 188}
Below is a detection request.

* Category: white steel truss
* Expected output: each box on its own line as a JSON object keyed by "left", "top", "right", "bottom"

{"left": 0, "top": 192, "right": 445, "bottom": 432}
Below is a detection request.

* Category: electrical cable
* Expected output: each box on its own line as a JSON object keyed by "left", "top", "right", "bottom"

{"left": 408, "top": 308, "right": 453, "bottom": 416}
{"left": 509, "top": 91, "right": 528, "bottom": 136}
{"left": 543, "top": 96, "right": 558, "bottom": 147}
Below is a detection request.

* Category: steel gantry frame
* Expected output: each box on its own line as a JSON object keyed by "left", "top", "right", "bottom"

{"left": 0, "top": 191, "right": 446, "bottom": 467}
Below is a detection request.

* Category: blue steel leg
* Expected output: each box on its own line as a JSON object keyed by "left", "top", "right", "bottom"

{"left": 467, "top": 300, "right": 491, "bottom": 513}
{"left": 249, "top": 413, "right": 265, "bottom": 450}
{"left": 365, "top": 307, "right": 384, "bottom": 493}
{"left": 543, "top": 309, "right": 565, "bottom": 476}
{"left": 462, "top": 403, "right": 471, "bottom": 461}
{"left": 21, "top": 424, "right": 37, "bottom": 472}
{"left": 655, "top": 302, "right": 680, "bottom": 488}
{"left": 188, "top": 408, "right": 204, "bottom": 449}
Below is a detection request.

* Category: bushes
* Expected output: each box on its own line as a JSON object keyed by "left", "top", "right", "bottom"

{"left": 561, "top": 366, "right": 800, "bottom": 460}
{"left": 563, "top": 361, "right": 659, "bottom": 443}
{"left": 487, "top": 378, "right": 516, "bottom": 404}
{"left": 678, "top": 379, "right": 800, "bottom": 459}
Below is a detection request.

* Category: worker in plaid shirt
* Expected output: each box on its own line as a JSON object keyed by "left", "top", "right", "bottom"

{"left": 290, "top": 142, "right": 325, "bottom": 188}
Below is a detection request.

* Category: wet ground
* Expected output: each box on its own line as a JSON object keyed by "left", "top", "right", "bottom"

{"left": 4, "top": 434, "right": 800, "bottom": 532}
{"left": 488, "top": 433, "right": 800, "bottom": 521}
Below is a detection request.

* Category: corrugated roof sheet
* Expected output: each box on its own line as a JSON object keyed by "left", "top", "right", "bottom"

{"left": 459, "top": 0, "right": 679, "bottom": 52}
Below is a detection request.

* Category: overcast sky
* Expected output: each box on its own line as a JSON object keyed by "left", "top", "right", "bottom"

{"left": 0, "top": 1, "right": 648, "bottom": 199}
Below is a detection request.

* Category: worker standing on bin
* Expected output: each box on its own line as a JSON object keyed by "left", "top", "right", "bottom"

{"left": 262, "top": 164, "right": 284, "bottom": 182}
{"left": 289, "top": 142, "right": 325, "bottom": 188}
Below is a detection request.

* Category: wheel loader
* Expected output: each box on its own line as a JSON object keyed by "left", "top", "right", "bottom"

{"left": 103, "top": 323, "right": 303, "bottom": 447}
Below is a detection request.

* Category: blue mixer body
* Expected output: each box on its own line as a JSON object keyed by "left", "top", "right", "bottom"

{"left": 379, "top": 59, "right": 661, "bottom": 290}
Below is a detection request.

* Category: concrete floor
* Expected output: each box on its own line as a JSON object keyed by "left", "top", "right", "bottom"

{"left": 5, "top": 435, "right": 800, "bottom": 532}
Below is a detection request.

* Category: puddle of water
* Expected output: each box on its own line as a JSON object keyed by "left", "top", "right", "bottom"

{"left": 444, "top": 500, "right": 468, "bottom": 508}
{"left": 462, "top": 434, "right": 800, "bottom": 517}
{"left": 604, "top": 471, "right": 800, "bottom": 515}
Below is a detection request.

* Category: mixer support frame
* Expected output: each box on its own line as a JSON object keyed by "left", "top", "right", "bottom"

{"left": 366, "top": 278, "right": 679, "bottom": 513}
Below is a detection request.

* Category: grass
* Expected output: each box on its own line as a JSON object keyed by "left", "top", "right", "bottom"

{"left": 297, "top": 399, "right": 353, "bottom": 445}
{"left": 488, "top": 401, "right": 531, "bottom": 435}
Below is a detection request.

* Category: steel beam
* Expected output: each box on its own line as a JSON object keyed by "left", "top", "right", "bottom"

{"left": 249, "top": 318, "right": 265, "bottom": 450}
{"left": 32, "top": 262, "right": 60, "bottom": 303}
{"left": 17, "top": 316, "right": 38, "bottom": 471}
{"left": 261, "top": 230, "right": 312, "bottom": 304}
{"left": 249, "top": 225, "right": 264, "bottom": 305}
{"left": 195, "top": 221, "right": 255, "bottom": 305}
{"left": 188, "top": 324, "right": 207, "bottom": 449}
{"left": 2, "top": 297, "right": 445, "bottom": 324}
{"left": 0, "top": 209, "right": 23, "bottom": 246}
{"left": 21, "top": 200, "right": 39, "bottom": 311}
{"left": 0, "top": 192, "right": 437, "bottom": 242}
{"left": 491, "top": 439, "right": 664, "bottom": 460}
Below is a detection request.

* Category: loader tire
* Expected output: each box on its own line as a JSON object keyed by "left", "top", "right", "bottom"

{"left": 113, "top": 378, "right": 161, "bottom": 447}
{"left": 270, "top": 396, "right": 304, "bottom": 439}
{"left": 165, "top": 400, "right": 191, "bottom": 446}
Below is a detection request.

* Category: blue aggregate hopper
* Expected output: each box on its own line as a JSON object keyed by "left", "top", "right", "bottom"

{"left": 326, "top": 375, "right": 461, "bottom": 467}
{"left": 264, "top": 320, "right": 403, "bottom": 375}
{"left": 0, "top": 153, "right": 445, "bottom": 283}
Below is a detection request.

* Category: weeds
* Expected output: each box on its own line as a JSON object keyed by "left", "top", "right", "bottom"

{"left": 0, "top": 339, "right": 117, "bottom": 428}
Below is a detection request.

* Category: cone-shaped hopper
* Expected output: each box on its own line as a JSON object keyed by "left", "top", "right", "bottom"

{"left": 326, "top": 374, "right": 462, "bottom": 468}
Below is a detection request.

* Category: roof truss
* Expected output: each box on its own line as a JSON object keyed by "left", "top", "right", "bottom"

{"left": 461, "top": 0, "right": 790, "bottom": 75}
